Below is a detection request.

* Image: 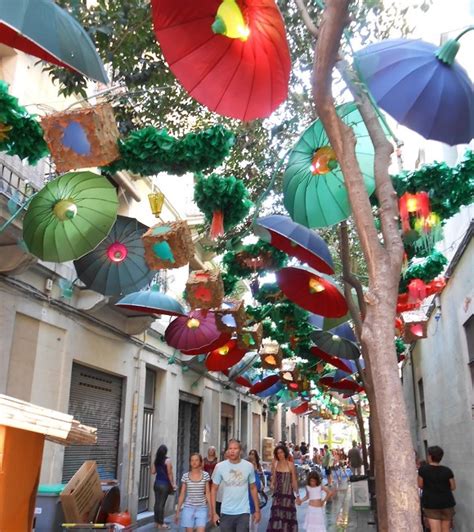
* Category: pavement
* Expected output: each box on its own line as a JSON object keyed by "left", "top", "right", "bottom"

{"left": 137, "top": 480, "right": 376, "bottom": 531}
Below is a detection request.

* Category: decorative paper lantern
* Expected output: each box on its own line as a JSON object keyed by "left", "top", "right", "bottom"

{"left": 280, "top": 367, "right": 299, "bottom": 384}
{"left": 215, "top": 299, "right": 246, "bottom": 333}
{"left": 407, "top": 278, "right": 427, "bottom": 304}
{"left": 142, "top": 220, "right": 194, "bottom": 270}
{"left": 148, "top": 191, "right": 165, "bottom": 217}
{"left": 186, "top": 270, "right": 224, "bottom": 310}
{"left": 237, "top": 323, "right": 263, "bottom": 350}
{"left": 41, "top": 104, "right": 120, "bottom": 173}
{"left": 259, "top": 340, "right": 282, "bottom": 370}
{"left": 399, "top": 192, "right": 431, "bottom": 233}
{"left": 402, "top": 311, "right": 429, "bottom": 343}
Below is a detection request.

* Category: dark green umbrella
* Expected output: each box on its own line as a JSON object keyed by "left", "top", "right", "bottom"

{"left": 283, "top": 102, "right": 377, "bottom": 228}
{"left": 0, "top": 0, "right": 108, "bottom": 84}
{"left": 23, "top": 171, "right": 118, "bottom": 262}
{"left": 310, "top": 323, "right": 360, "bottom": 360}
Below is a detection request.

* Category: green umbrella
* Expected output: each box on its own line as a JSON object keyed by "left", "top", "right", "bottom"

{"left": 283, "top": 102, "right": 377, "bottom": 228}
{"left": 0, "top": 0, "right": 108, "bottom": 84}
{"left": 23, "top": 171, "right": 118, "bottom": 262}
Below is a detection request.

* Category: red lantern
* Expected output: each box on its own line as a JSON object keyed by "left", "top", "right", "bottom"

{"left": 407, "top": 278, "right": 427, "bottom": 303}
{"left": 399, "top": 191, "right": 431, "bottom": 233}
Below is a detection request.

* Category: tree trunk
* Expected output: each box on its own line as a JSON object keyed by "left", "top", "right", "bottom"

{"left": 311, "top": 1, "right": 422, "bottom": 529}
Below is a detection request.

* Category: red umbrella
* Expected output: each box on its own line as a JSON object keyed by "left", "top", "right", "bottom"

{"left": 310, "top": 346, "right": 354, "bottom": 374}
{"left": 165, "top": 311, "right": 231, "bottom": 355}
{"left": 248, "top": 374, "right": 280, "bottom": 394}
{"left": 319, "top": 376, "right": 364, "bottom": 394}
{"left": 151, "top": 0, "right": 290, "bottom": 121}
{"left": 291, "top": 402, "right": 309, "bottom": 415}
{"left": 222, "top": 369, "right": 252, "bottom": 388}
{"left": 206, "top": 339, "right": 247, "bottom": 371}
{"left": 276, "top": 267, "right": 348, "bottom": 318}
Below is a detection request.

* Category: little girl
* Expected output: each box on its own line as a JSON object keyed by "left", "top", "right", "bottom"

{"left": 297, "top": 471, "right": 333, "bottom": 532}
{"left": 175, "top": 453, "right": 212, "bottom": 532}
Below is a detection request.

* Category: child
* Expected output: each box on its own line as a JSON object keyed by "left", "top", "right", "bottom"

{"left": 297, "top": 471, "right": 333, "bottom": 532}
{"left": 175, "top": 453, "right": 212, "bottom": 532}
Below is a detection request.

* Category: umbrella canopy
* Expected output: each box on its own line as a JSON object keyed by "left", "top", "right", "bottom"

{"left": 319, "top": 376, "right": 364, "bottom": 394}
{"left": 0, "top": 0, "right": 108, "bottom": 84}
{"left": 23, "top": 171, "right": 118, "bottom": 262}
{"left": 283, "top": 103, "right": 377, "bottom": 228}
{"left": 206, "top": 339, "right": 247, "bottom": 371}
{"left": 165, "top": 311, "right": 231, "bottom": 355}
{"left": 355, "top": 38, "right": 474, "bottom": 145}
{"left": 310, "top": 323, "right": 360, "bottom": 360}
{"left": 151, "top": 0, "right": 290, "bottom": 121}
{"left": 228, "top": 351, "right": 259, "bottom": 380}
{"left": 248, "top": 374, "right": 280, "bottom": 395}
{"left": 115, "top": 286, "right": 186, "bottom": 318}
{"left": 254, "top": 215, "right": 334, "bottom": 274}
{"left": 308, "top": 312, "right": 350, "bottom": 331}
{"left": 222, "top": 370, "right": 252, "bottom": 388}
{"left": 74, "top": 215, "right": 154, "bottom": 296}
{"left": 310, "top": 346, "right": 356, "bottom": 374}
{"left": 257, "top": 380, "right": 283, "bottom": 398}
{"left": 276, "top": 267, "right": 348, "bottom": 318}
{"left": 291, "top": 401, "right": 309, "bottom": 415}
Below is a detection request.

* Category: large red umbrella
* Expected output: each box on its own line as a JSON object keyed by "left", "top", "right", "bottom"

{"left": 248, "top": 374, "right": 280, "bottom": 395}
{"left": 310, "top": 346, "right": 354, "bottom": 374}
{"left": 319, "top": 376, "right": 364, "bottom": 394}
{"left": 276, "top": 267, "right": 348, "bottom": 318}
{"left": 222, "top": 370, "right": 252, "bottom": 388}
{"left": 151, "top": 0, "right": 290, "bottom": 121}
{"left": 206, "top": 340, "right": 247, "bottom": 371}
{"left": 291, "top": 402, "right": 309, "bottom": 415}
{"left": 165, "top": 311, "right": 231, "bottom": 355}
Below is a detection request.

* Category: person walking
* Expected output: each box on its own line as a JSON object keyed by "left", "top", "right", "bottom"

{"left": 347, "top": 441, "right": 363, "bottom": 476}
{"left": 321, "top": 446, "right": 333, "bottom": 486}
{"left": 267, "top": 444, "right": 299, "bottom": 532}
{"left": 175, "top": 453, "right": 212, "bottom": 532}
{"left": 297, "top": 471, "right": 333, "bottom": 532}
{"left": 152, "top": 444, "right": 176, "bottom": 529}
{"left": 204, "top": 446, "right": 219, "bottom": 480}
{"left": 418, "top": 446, "right": 456, "bottom": 532}
{"left": 211, "top": 439, "right": 260, "bottom": 532}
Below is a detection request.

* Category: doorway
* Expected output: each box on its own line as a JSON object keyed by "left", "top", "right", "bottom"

{"left": 138, "top": 368, "right": 155, "bottom": 513}
{"left": 220, "top": 402, "right": 235, "bottom": 458}
{"left": 176, "top": 393, "right": 201, "bottom": 485}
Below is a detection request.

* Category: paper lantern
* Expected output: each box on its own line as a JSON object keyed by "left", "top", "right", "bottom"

{"left": 186, "top": 270, "right": 224, "bottom": 310}
{"left": 402, "top": 311, "right": 429, "bottom": 343}
{"left": 148, "top": 191, "right": 165, "bottom": 217}
{"left": 280, "top": 367, "right": 299, "bottom": 384}
{"left": 260, "top": 340, "right": 282, "bottom": 370}
{"left": 237, "top": 323, "right": 263, "bottom": 350}
{"left": 215, "top": 299, "right": 246, "bottom": 333}
{"left": 407, "top": 278, "right": 427, "bottom": 304}
{"left": 399, "top": 192, "right": 431, "bottom": 233}
{"left": 142, "top": 220, "right": 194, "bottom": 270}
{"left": 41, "top": 104, "right": 120, "bottom": 172}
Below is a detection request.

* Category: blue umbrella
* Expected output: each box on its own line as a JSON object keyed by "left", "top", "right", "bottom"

{"left": 257, "top": 380, "right": 283, "bottom": 398}
{"left": 254, "top": 215, "right": 334, "bottom": 274}
{"left": 116, "top": 286, "right": 186, "bottom": 318}
{"left": 355, "top": 37, "right": 474, "bottom": 145}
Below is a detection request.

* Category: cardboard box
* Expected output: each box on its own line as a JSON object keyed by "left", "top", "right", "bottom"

{"left": 60, "top": 460, "right": 102, "bottom": 523}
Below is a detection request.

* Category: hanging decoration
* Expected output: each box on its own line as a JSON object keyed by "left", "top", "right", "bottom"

{"left": 402, "top": 311, "right": 429, "bottom": 343}
{"left": 310, "top": 323, "right": 360, "bottom": 361}
{"left": 397, "top": 277, "right": 446, "bottom": 313}
{"left": 283, "top": 102, "right": 378, "bottom": 228}
{"left": 151, "top": 0, "right": 291, "bottom": 121}
{"left": 228, "top": 351, "right": 259, "bottom": 381}
{"left": 291, "top": 401, "right": 309, "bottom": 415}
{"left": 248, "top": 374, "right": 280, "bottom": 395}
{"left": 205, "top": 339, "right": 247, "bottom": 371}
{"left": 115, "top": 286, "right": 186, "bottom": 318}
{"left": 259, "top": 340, "right": 282, "bottom": 370}
{"left": 23, "top": 171, "right": 118, "bottom": 262}
{"left": 142, "top": 220, "right": 194, "bottom": 270}
{"left": 194, "top": 174, "right": 252, "bottom": 239}
{"left": 0, "top": 81, "right": 48, "bottom": 165}
{"left": 148, "top": 191, "right": 166, "bottom": 218}
{"left": 399, "top": 251, "right": 448, "bottom": 293}
{"left": 105, "top": 125, "right": 234, "bottom": 177}
{"left": 223, "top": 240, "right": 288, "bottom": 280}
{"left": 215, "top": 299, "right": 246, "bottom": 333}
{"left": 41, "top": 104, "right": 120, "bottom": 173}
{"left": 237, "top": 323, "right": 263, "bottom": 350}
{"left": 398, "top": 192, "right": 431, "bottom": 234}
{"left": 185, "top": 269, "right": 225, "bottom": 310}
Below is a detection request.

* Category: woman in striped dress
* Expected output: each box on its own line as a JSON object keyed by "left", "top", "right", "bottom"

{"left": 175, "top": 453, "right": 212, "bottom": 532}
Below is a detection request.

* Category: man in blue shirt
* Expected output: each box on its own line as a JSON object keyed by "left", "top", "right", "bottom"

{"left": 211, "top": 439, "right": 261, "bottom": 532}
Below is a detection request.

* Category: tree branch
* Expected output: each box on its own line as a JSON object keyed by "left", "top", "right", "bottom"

{"left": 294, "top": 0, "right": 319, "bottom": 37}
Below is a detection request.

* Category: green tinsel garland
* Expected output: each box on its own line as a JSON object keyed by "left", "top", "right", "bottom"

{"left": 399, "top": 250, "right": 447, "bottom": 293}
{"left": 104, "top": 124, "right": 234, "bottom": 176}
{"left": 0, "top": 81, "right": 48, "bottom": 165}
{"left": 194, "top": 173, "right": 252, "bottom": 231}
{"left": 222, "top": 271, "right": 240, "bottom": 296}
{"left": 222, "top": 240, "right": 288, "bottom": 280}
{"left": 395, "top": 337, "right": 407, "bottom": 357}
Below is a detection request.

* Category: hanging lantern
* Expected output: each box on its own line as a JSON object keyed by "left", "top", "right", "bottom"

{"left": 395, "top": 317, "right": 404, "bottom": 337}
{"left": 148, "top": 191, "right": 165, "bottom": 217}
{"left": 237, "top": 323, "right": 263, "bottom": 350}
{"left": 402, "top": 311, "right": 429, "bottom": 343}
{"left": 280, "top": 361, "right": 299, "bottom": 384}
{"left": 142, "top": 220, "right": 194, "bottom": 270}
{"left": 41, "top": 104, "right": 120, "bottom": 172}
{"left": 186, "top": 270, "right": 224, "bottom": 310}
{"left": 407, "top": 278, "right": 427, "bottom": 304}
{"left": 259, "top": 340, "right": 282, "bottom": 370}
{"left": 215, "top": 299, "right": 246, "bottom": 333}
{"left": 398, "top": 191, "right": 431, "bottom": 233}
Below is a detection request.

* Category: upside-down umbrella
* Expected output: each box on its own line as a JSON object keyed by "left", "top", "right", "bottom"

{"left": 308, "top": 313, "right": 350, "bottom": 332}
{"left": 276, "top": 267, "right": 347, "bottom": 318}
{"left": 222, "top": 369, "right": 252, "bottom": 388}
{"left": 23, "top": 171, "right": 118, "bottom": 262}
{"left": 248, "top": 374, "right": 280, "bottom": 395}
{"left": 254, "top": 215, "right": 334, "bottom": 274}
{"left": 0, "top": 0, "right": 108, "bottom": 84}
{"left": 151, "top": 0, "right": 290, "bottom": 121}
{"left": 228, "top": 351, "right": 259, "bottom": 380}
{"left": 291, "top": 401, "right": 309, "bottom": 415}
{"left": 310, "top": 323, "right": 360, "bottom": 360}
{"left": 205, "top": 339, "right": 247, "bottom": 371}
{"left": 256, "top": 380, "right": 283, "bottom": 398}
{"left": 310, "top": 346, "right": 356, "bottom": 374}
{"left": 319, "top": 376, "right": 364, "bottom": 395}
{"left": 115, "top": 286, "right": 186, "bottom": 318}
{"left": 165, "top": 311, "right": 231, "bottom": 355}
{"left": 283, "top": 103, "right": 377, "bottom": 228}
{"left": 74, "top": 215, "right": 154, "bottom": 296}
{"left": 355, "top": 38, "right": 474, "bottom": 145}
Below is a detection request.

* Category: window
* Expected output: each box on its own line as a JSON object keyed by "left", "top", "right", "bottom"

{"left": 464, "top": 315, "right": 474, "bottom": 396}
{"left": 418, "top": 378, "right": 427, "bottom": 428}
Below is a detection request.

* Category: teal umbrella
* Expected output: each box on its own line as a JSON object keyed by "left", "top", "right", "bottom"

{"left": 283, "top": 102, "right": 377, "bottom": 228}
{"left": 0, "top": 0, "right": 108, "bottom": 84}
{"left": 116, "top": 286, "right": 186, "bottom": 317}
{"left": 23, "top": 171, "right": 118, "bottom": 262}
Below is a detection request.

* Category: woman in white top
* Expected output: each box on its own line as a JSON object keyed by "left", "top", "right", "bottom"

{"left": 297, "top": 471, "right": 333, "bottom": 532}
{"left": 175, "top": 453, "right": 212, "bottom": 532}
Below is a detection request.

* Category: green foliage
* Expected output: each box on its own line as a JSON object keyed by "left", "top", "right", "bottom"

{"left": 253, "top": 282, "right": 282, "bottom": 305}
{"left": 194, "top": 174, "right": 252, "bottom": 231}
{"left": 0, "top": 81, "right": 49, "bottom": 165}
{"left": 395, "top": 337, "right": 407, "bottom": 356}
{"left": 399, "top": 251, "right": 447, "bottom": 293}
{"left": 104, "top": 125, "right": 235, "bottom": 176}
{"left": 222, "top": 271, "right": 240, "bottom": 296}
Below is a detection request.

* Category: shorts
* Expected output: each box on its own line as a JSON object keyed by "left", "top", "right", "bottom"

{"left": 423, "top": 507, "right": 455, "bottom": 521}
{"left": 181, "top": 505, "right": 208, "bottom": 528}
{"left": 324, "top": 467, "right": 332, "bottom": 476}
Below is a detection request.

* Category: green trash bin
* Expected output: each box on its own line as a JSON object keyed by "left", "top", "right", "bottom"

{"left": 34, "top": 484, "right": 66, "bottom": 531}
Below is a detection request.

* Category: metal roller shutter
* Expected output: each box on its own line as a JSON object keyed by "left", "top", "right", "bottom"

{"left": 62, "top": 363, "right": 123, "bottom": 482}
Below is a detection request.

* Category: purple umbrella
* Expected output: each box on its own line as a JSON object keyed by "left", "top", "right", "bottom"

{"left": 355, "top": 37, "right": 474, "bottom": 145}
